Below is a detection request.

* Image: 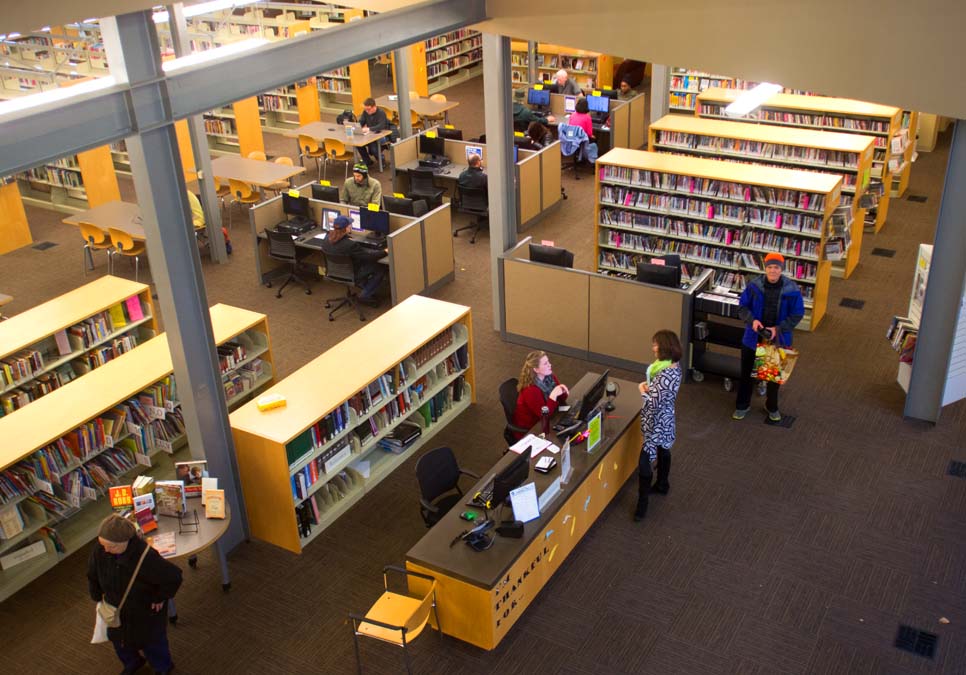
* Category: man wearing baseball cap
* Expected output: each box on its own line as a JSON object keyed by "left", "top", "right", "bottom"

{"left": 320, "top": 214, "right": 387, "bottom": 305}
{"left": 733, "top": 251, "right": 804, "bottom": 422}
{"left": 340, "top": 162, "right": 382, "bottom": 208}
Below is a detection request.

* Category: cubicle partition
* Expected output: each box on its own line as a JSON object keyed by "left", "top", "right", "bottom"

{"left": 546, "top": 91, "right": 647, "bottom": 150}
{"left": 500, "top": 237, "right": 708, "bottom": 372}
{"left": 248, "top": 185, "right": 454, "bottom": 305}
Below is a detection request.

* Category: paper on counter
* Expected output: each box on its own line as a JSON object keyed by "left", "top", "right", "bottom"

{"left": 509, "top": 433, "right": 551, "bottom": 456}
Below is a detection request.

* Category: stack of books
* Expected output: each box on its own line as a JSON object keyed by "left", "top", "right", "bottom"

{"left": 378, "top": 421, "right": 422, "bottom": 454}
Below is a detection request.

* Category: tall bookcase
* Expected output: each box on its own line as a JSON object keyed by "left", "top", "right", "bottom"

{"left": 595, "top": 148, "right": 841, "bottom": 330}
{"left": 230, "top": 295, "right": 475, "bottom": 554}
{"left": 668, "top": 69, "right": 755, "bottom": 114}
{"left": 397, "top": 29, "right": 483, "bottom": 96}
{"left": 510, "top": 42, "right": 616, "bottom": 90}
{"left": 0, "top": 277, "right": 157, "bottom": 417}
{"left": 695, "top": 88, "right": 901, "bottom": 233}
{"left": 890, "top": 110, "right": 918, "bottom": 197}
{"left": 648, "top": 115, "right": 874, "bottom": 279}
{"left": 0, "top": 303, "right": 273, "bottom": 601}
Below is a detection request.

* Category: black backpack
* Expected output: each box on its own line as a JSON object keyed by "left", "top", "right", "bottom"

{"left": 336, "top": 109, "right": 356, "bottom": 125}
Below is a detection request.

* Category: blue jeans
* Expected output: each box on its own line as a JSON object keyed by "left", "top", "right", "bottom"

{"left": 356, "top": 140, "right": 382, "bottom": 166}
{"left": 359, "top": 265, "right": 387, "bottom": 300}
{"left": 112, "top": 623, "right": 173, "bottom": 673}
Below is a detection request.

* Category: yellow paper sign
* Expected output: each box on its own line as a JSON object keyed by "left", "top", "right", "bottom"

{"left": 444, "top": 124, "right": 455, "bottom": 129}
{"left": 513, "top": 131, "right": 525, "bottom": 137}
{"left": 533, "top": 84, "right": 544, "bottom": 90}
{"left": 319, "top": 180, "right": 331, "bottom": 187}
{"left": 425, "top": 131, "right": 437, "bottom": 139}
{"left": 287, "top": 189, "right": 300, "bottom": 198}
{"left": 392, "top": 192, "right": 405, "bottom": 198}
{"left": 592, "top": 90, "right": 601, "bottom": 97}
{"left": 367, "top": 203, "right": 380, "bottom": 211}
{"left": 542, "top": 81, "right": 551, "bottom": 86}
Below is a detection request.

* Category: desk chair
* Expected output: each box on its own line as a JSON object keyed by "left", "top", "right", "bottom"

{"left": 267, "top": 156, "right": 295, "bottom": 195}
{"left": 453, "top": 185, "right": 488, "bottom": 244}
{"left": 415, "top": 446, "right": 480, "bottom": 527}
{"left": 298, "top": 134, "right": 326, "bottom": 179}
{"left": 323, "top": 138, "right": 354, "bottom": 180}
{"left": 412, "top": 199, "right": 429, "bottom": 218}
{"left": 349, "top": 565, "right": 440, "bottom": 675}
{"left": 213, "top": 177, "right": 231, "bottom": 213}
{"left": 108, "top": 228, "right": 147, "bottom": 282}
{"left": 558, "top": 123, "right": 597, "bottom": 180}
{"left": 247, "top": 150, "right": 267, "bottom": 161}
{"left": 408, "top": 168, "right": 445, "bottom": 209}
{"left": 322, "top": 251, "right": 366, "bottom": 322}
{"left": 265, "top": 228, "right": 312, "bottom": 298}
{"left": 78, "top": 222, "right": 114, "bottom": 276}
{"left": 499, "top": 378, "right": 530, "bottom": 445}
{"left": 422, "top": 93, "right": 449, "bottom": 126}
{"left": 228, "top": 179, "right": 261, "bottom": 231}
{"left": 374, "top": 53, "right": 392, "bottom": 80}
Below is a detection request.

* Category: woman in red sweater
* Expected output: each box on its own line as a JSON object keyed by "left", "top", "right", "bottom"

{"left": 511, "top": 351, "right": 569, "bottom": 438}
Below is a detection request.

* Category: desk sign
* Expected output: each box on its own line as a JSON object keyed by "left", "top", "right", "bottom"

{"left": 393, "top": 192, "right": 405, "bottom": 198}
{"left": 587, "top": 411, "right": 602, "bottom": 453}
{"left": 425, "top": 131, "right": 438, "bottom": 138}
{"left": 367, "top": 203, "right": 380, "bottom": 211}
{"left": 319, "top": 179, "right": 331, "bottom": 187}
{"left": 601, "top": 85, "right": 612, "bottom": 90}
{"left": 592, "top": 90, "right": 602, "bottom": 97}
{"left": 513, "top": 131, "right": 525, "bottom": 137}
{"left": 287, "top": 189, "right": 300, "bottom": 198}
{"left": 444, "top": 124, "right": 455, "bottom": 129}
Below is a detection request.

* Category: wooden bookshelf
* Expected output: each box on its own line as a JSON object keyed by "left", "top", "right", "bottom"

{"left": 695, "top": 88, "right": 901, "bottom": 233}
{"left": 230, "top": 295, "right": 475, "bottom": 554}
{"left": 0, "top": 303, "right": 272, "bottom": 601}
{"left": 668, "top": 69, "right": 755, "bottom": 114}
{"left": 510, "top": 42, "right": 616, "bottom": 91}
{"left": 400, "top": 28, "right": 482, "bottom": 95}
{"left": 595, "top": 148, "right": 841, "bottom": 331}
{"left": 648, "top": 115, "right": 874, "bottom": 279}
{"left": 890, "top": 110, "right": 918, "bottom": 197}
{"left": 0, "top": 277, "right": 157, "bottom": 416}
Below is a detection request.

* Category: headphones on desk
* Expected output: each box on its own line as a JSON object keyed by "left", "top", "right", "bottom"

{"left": 460, "top": 519, "right": 495, "bottom": 552}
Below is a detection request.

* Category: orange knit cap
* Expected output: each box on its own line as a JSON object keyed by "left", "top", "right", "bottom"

{"left": 763, "top": 252, "right": 785, "bottom": 269}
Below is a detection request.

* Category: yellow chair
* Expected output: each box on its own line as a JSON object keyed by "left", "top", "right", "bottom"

{"left": 268, "top": 156, "right": 295, "bottom": 195}
{"left": 425, "top": 93, "right": 449, "bottom": 125}
{"left": 227, "top": 179, "right": 261, "bottom": 230}
{"left": 349, "top": 566, "right": 439, "bottom": 675}
{"left": 298, "top": 134, "right": 326, "bottom": 179}
{"left": 108, "top": 228, "right": 146, "bottom": 282}
{"left": 323, "top": 138, "right": 354, "bottom": 180}
{"left": 247, "top": 150, "right": 267, "bottom": 161}
{"left": 214, "top": 176, "right": 231, "bottom": 214}
{"left": 78, "top": 222, "right": 114, "bottom": 276}
{"left": 375, "top": 53, "right": 392, "bottom": 80}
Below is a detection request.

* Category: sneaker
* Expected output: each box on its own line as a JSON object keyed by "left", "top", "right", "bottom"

{"left": 732, "top": 408, "right": 749, "bottom": 420}
{"left": 767, "top": 409, "right": 782, "bottom": 423}
{"left": 651, "top": 483, "right": 669, "bottom": 495}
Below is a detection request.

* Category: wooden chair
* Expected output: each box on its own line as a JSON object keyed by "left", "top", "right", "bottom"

{"left": 268, "top": 156, "right": 295, "bottom": 195}
{"left": 78, "top": 222, "right": 114, "bottom": 275}
{"left": 108, "top": 228, "right": 146, "bottom": 282}
{"left": 424, "top": 93, "right": 449, "bottom": 126}
{"left": 349, "top": 566, "right": 440, "bottom": 674}
{"left": 298, "top": 134, "right": 326, "bottom": 179}
{"left": 228, "top": 179, "right": 261, "bottom": 230}
{"left": 247, "top": 150, "right": 267, "bottom": 161}
{"left": 374, "top": 53, "right": 392, "bottom": 80}
{"left": 323, "top": 139, "right": 354, "bottom": 180}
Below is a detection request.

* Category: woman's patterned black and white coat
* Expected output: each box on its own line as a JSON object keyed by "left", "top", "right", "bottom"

{"left": 640, "top": 365, "right": 682, "bottom": 460}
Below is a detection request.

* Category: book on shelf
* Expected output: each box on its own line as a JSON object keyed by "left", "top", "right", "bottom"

{"left": 201, "top": 477, "right": 217, "bottom": 505}
{"left": 154, "top": 480, "right": 186, "bottom": 517}
{"left": 378, "top": 420, "right": 422, "bottom": 454}
{"left": 133, "top": 492, "right": 155, "bottom": 513}
{"left": 204, "top": 489, "right": 225, "bottom": 519}
{"left": 132, "top": 474, "right": 155, "bottom": 498}
{"left": 0, "top": 503, "right": 25, "bottom": 539}
{"left": 108, "top": 485, "right": 134, "bottom": 512}
{"left": 175, "top": 460, "right": 208, "bottom": 498}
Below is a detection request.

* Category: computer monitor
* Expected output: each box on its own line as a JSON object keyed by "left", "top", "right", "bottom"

{"left": 282, "top": 193, "right": 310, "bottom": 219}
{"left": 577, "top": 369, "right": 610, "bottom": 422}
{"left": 563, "top": 95, "right": 577, "bottom": 113}
{"left": 586, "top": 94, "right": 610, "bottom": 114}
{"left": 321, "top": 208, "right": 340, "bottom": 230}
{"left": 418, "top": 133, "right": 445, "bottom": 158}
{"left": 636, "top": 262, "right": 680, "bottom": 288}
{"left": 311, "top": 183, "right": 340, "bottom": 203}
{"left": 529, "top": 243, "right": 574, "bottom": 269}
{"left": 347, "top": 208, "right": 362, "bottom": 232}
{"left": 491, "top": 450, "right": 530, "bottom": 506}
{"left": 360, "top": 208, "right": 390, "bottom": 236}
{"left": 437, "top": 128, "right": 463, "bottom": 141}
{"left": 527, "top": 88, "right": 551, "bottom": 107}
{"left": 514, "top": 145, "right": 519, "bottom": 163}
{"left": 382, "top": 196, "right": 416, "bottom": 217}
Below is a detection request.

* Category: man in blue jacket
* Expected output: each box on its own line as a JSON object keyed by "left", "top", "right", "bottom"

{"left": 733, "top": 252, "right": 804, "bottom": 422}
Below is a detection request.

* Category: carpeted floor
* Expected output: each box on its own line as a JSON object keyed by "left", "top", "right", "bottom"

{"left": 1, "top": 64, "right": 964, "bottom": 674}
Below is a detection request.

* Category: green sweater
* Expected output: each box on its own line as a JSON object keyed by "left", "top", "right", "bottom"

{"left": 340, "top": 176, "right": 382, "bottom": 208}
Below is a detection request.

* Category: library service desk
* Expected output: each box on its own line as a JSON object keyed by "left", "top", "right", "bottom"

{"left": 406, "top": 373, "right": 642, "bottom": 649}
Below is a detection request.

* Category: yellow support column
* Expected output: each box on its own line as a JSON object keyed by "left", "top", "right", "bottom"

{"left": 342, "top": 8, "right": 372, "bottom": 111}
{"left": 392, "top": 44, "right": 429, "bottom": 97}
{"left": 296, "top": 77, "right": 322, "bottom": 125}
{"left": 77, "top": 146, "right": 121, "bottom": 207}
{"left": 173, "top": 120, "right": 198, "bottom": 182}
{"left": 0, "top": 181, "right": 32, "bottom": 254}
{"left": 233, "top": 96, "right": 265, "bottom": 159}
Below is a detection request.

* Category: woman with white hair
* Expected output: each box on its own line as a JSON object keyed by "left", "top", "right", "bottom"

{"left": 551, "top": 69, "right": 583, "bottom": 96}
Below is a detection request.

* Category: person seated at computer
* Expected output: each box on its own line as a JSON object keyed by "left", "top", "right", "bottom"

{"left": 512, "top": 89, "right": 555, "bottom": 127}
{"left": 341, "top": 163, "right": 382, "bottom": 208}
{"left": 568, "top": 97, "right": 595, "bottom": 141}
{"left": 357, "top": 97, "right": 390, "bottom": 168}
{"left": 525, "top": 121, "right": 554, "bottom": 149}
{"left": 320, "top": 215, "right": 387, "bottom": 305}
{"left": 549, "top": 69, "right": 583, "bottom": 97}
{"left": 457, "top": 155, "right": 487, "bottom": 192}
{"left": 617, "top": 77, "right": 638, "bottom": 101}
{"left": 511, "top": 350, "right": 569, "bottom": 439}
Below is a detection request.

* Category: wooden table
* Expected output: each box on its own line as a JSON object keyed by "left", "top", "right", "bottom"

{"left": 285, "top": 123, "right": 393, "bottom": 172}
{"left": 210, "top": 155, "right": 305, "bottom": 191}
{"left": 374, "top": 94, "right": 460, "bottom": 122}
{"left": 405, "top": 373, "right": 642, "bottom": 650}
{"left": 64, "top": 200, "right": 204, "bottom": 241}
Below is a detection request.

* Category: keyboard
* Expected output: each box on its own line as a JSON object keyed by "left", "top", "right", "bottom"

{"left": 552, "top": 398, "right": 582, "bottom": 432}
{"left": 353, "top": 237, "right": 386, "bottom": 250}
{"left": 277, "top": 218, "right": 314, "bottom": 235}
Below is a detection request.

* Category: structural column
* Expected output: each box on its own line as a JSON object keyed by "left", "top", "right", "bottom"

{"left": 101, "top": 11, "right": 249, "bottom": 549}
{"left": 394, "top": 47, "right": 413, "bottom": 138}
{"left": 905, "top": 119, "right": 966, "bottom": 422}
{"left": 482, "top": 33, "right": 516, "bottom": 332}
{"left": 650, "top": 63, "right": 670, "bottom": 126}
{"left": 527, "top": 40, "right": 538, "bottom": 85}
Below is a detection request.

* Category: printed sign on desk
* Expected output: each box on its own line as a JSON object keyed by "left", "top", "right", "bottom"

{"left": 587, "top": 411, "right": 602, "bottom": 453}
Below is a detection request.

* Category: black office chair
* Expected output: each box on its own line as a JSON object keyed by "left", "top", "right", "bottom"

{"left": 415, "top": 446, "right": 480, "bottom": 527}
{"left": 453, "top": 185, "right": 488, "bottom": 244}
{"left": 322, "top": 251, "right": 366, "bottom": 322}
{"left": 412, "top": 199, "right": 429, "bottom": 218}
{"left": 265, "top": 229, "right": 312, "bottom": 298}
{"left": 499, "top": 378, "right": 529, "bottom": 446}
{"left": 436, "top": 128, "right": 463, "bottom": 141}
{"left": 408, "top": 168, "right": 445, "bottom": 208}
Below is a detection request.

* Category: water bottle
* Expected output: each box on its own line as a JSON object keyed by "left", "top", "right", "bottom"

{"left": 345, "top": 123, "right": 354, "bottom": 138}
{"left": 540, "top": 405, "right": 550, "bottom": 438}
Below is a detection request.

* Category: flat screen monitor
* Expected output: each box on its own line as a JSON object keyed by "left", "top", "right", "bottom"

{"left": 563, "top": 95, "right": 577, "bottom": 113}
{"left": 491, "top": 450, "right": 530, "bottom": 505}
{"left": 347, "top": 208, "right": 362, "bottom": 232}
{"left": 636, "top": 262, "right": 680, "bottom": 288}
{"left": 311, "top": 183, "right": 340, "bottom": 203}
{"left": 527, "top": 88, "right": 551, "bottom": 107}
{"left": 514, "top": 145, "right": 519, "bottom": 162}
{"left": 282, "top": 193, "right": 310, "bottom": 219}
{"left": 382, "top": 196, "right": 416, "bottom": 217}
{"left": 528, "top": 243, "right": 574, "bottom": 269}
{"left": 360, "top": 208, "right": 390, "bottom": 235}
{"left": 321, "top": 208, "right": 340, "bottom": 230}
{"left": 437, "top": 128, "right": 463, "bottom": 141}
{"left": 586, "top": 94, "right": 610, "bottom": 114}
{"left": 418, "top": 133, "right": 445, "bottom": 158}
{"left": 577, "top": 369, "right": 610, "bottom": 422}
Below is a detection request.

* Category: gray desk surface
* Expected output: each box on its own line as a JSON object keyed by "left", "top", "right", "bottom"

{"left": 152, "top": 501, "right": 231, "bottom": 561}
{"left": 405, "top": 373, "right": 640, "bottom": 589}
{"left": 395, "top": 160, "right": 467, "bottom": 181}
{"left": 210, "top": 155, "right": 305, "bottom": 188}
{"left": 374, "top": 94, "right": 460, "bottom": 118}
{"left": 64, "top": 200, "right": 204, "bottom": 240}
{"left": 285, "top": 122, "right": 392, "bottom": 149}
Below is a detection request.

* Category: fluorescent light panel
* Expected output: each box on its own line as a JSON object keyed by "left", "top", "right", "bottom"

{"left": 161, "top": 38, "right": 267, "bottom": 72}
{"left": 154, "top": 0, "right": 260, "bottom": 24}
{"left": 724, "top": 82, "right": 782, "bottom": 117}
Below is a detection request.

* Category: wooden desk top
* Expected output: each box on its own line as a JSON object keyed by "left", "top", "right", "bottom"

{"left": 374, "top": 95, "right": 460, "bottom": 117}
{"left": 153, "top": 501, "right": 231, "bottom": 560}
{"left": 284, "top": 122, "right": 392, "bottom": 149}
{"left": 210, "top": 155, "right": 305, "bottom": 187}
{"left": 64, "top": 201, "right": 204, "bottom": 240}
{"left": 406, "top": 373, "right": 640, "bottom": 589}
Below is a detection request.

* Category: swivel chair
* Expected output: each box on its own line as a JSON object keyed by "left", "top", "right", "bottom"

{"left": 499, "top": 378, "right": 530, "bottom": 445}
{"left": 265, "top": 228, "right": 312, "bottom": 298}
{"left": 408, "top": 168, "right": 445, "bottom": 209}
{"left": 322, "top": 251, "right": 366, "bottom": 321}
{"left": 415, "top": 446, "right": 480, "bottom": 527}
{"left": 453, "top": 185, "right": 488, "bottom": 244}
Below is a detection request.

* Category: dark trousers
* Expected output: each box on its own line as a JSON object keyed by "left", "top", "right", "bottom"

{"left": 112, "top": 622, "right": 173, "bottom": 673}
{"left": 358, "top": 264, "right": 387, "bottom": 300}
{"left": 735, "top": 345, "right": 780, "bottom": 413}
{"left": 638, "top": 446, "right": 670, "bottom": 510}
{"left": 356, "top": 140, "right": 382, "bottom": 166}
